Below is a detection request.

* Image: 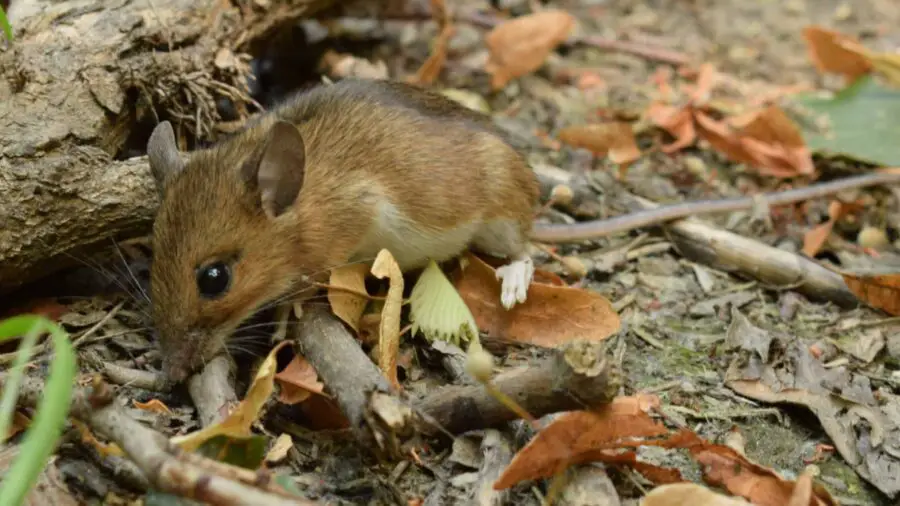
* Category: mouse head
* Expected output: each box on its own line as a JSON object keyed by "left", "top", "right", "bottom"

{"left": 147, "top": 120, "right": 311, "bottom": 383}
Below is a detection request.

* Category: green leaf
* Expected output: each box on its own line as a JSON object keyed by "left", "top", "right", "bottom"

{"left": 794, "top": 75, "right": 900, "bottom": 166}
{"left": 273, "top": 474, "right": 304, "bottom": 496}
{"left": 408, "top": 259, "right": 479, "bottom": 347}
{"left": 195, "top": 434, "right": 268, "bottom": 470}
{"left": 0, "top": 6, "right": 12, "bottom": 42}
{"left": 0, "top": 315, "right": 76, "bottom": 506}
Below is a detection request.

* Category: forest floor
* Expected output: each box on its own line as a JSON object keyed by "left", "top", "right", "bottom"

{"left": 4, "top": 0, "right": 900, "bottom": 505}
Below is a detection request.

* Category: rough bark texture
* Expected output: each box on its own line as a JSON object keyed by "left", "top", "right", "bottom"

{"left": 0, "top": 0, "right": 336, "bottom": 294}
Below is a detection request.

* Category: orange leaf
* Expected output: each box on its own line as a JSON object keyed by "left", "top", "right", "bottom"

{"left": 557, "top": 122, "right": 642, "bottom": 165}
{"left": 493, "top": 395, "right": 668, "bottom": 490}
{"left": 0, "top": 298, "right": 68, "bottom": 322}
{"left": 274, "top": 354, "right": 325, "bottom": 405}
{"left": 485, "top": 10, "right": 576, "bottom": 89}
{"left": 3, "top": 411, "right": 31, "bottom": 442}
{"left": 690, "top": 443, "right": 836, "bottom": 506}
{"left": 455, "top": 253, "right": 620, "bottom": 347}
{"left": 646, "top": 103, "right": 696, "bottom": 153}
{"left": 133, "top": 398, "right": 172, "bottom": 414}
{"left": 840, "top": 270, "right": 900, "bottom": 316}
{"left": 694, "top": 112, "right": 758, "bottom": 166}
{"left": 801, "top": 26, "right": 872, "bottom": 83}
{"left": 802, "top": 200, "right": 844, "bottom": 257}
{"left": 411, "top": 0, "right": 454, "bottom": 85}
{"left": 730, "top": 106, "right": 815, "bottom": 177}
{"left": 296, "top": 391, "right": 351, "bottom": 430}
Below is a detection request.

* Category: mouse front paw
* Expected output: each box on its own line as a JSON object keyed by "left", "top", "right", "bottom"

{"left": 495, "top": 256, "right": 534, "bottom": 309}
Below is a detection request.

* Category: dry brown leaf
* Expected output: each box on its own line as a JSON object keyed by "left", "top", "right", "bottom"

{"left": 690, "top": 440, "right": 836, "bottom": 506}
{"left": 171, "top": 341, "right": 290, "bottom": 452}
{"left": 557, "top": 122, "right": 642, "bottom": 166}
{"left": 694, "top": 108, "right": 814, "bottom": 179}
{"left": 641, "top": 483, "right": 751, "bottom": 506}
{"left": 646, "top": 103, "right": 696, "bottom": 153}
{"left": 455, "top": 253, "right": 620, "bottom": 347}
{"left": 841, "top": 270, "right": 900, "bottom": 315}
{"left": 274, "top": 354, "right": 325, "bottom": 405}
{"left": 133, "top": 398, "right": 172, "bottom": 414}
{"left": 493, "top": 395, "right": 675, "bottom": 490}
{"left": 730, "top": 106, "right": 815, "bottom": 176}
{"left": 4, "top": 411, "right": 31, "bottom": 441}
{"left": 370, "top": 249, "right": 403, "bottom": 389}
{"left": 485, "top": 10, "right": 576, "bottom": 90}
{"left": 328, "top": 263, "right": 371, "bottom": 332}
{"left": 410, "top": 0, "right": 454, "bottom": 85}
{"left": 801, "top": 26, "right": 872, "bottom": 83}
{"left": 296, "top": 393, "right": 351, "bottom": 430}
{"left": 802, "top": 200, "right": 844, "bottom": 257}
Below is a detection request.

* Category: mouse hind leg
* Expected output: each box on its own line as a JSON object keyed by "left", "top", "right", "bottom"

{"left": 471, "top": 218, "right": 535, "bottom": 309}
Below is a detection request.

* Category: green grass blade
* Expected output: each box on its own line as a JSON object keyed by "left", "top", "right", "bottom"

{"left": 0, "top": 315, "right": 76, "bottom": 506}
{"left": 0, "top": 323, "right": 41, "bottom": 443}
{"left": 0, "top": 6, "right": 12, "bottom": 42}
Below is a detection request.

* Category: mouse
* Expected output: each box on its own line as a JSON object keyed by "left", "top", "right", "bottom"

{"left": 147, "top": 78, "right": 543, "bottom": 382}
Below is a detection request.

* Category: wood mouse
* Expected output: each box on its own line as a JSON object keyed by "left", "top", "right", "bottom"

{"left": 147, "top": 78, "right": 543, "bottom": 382}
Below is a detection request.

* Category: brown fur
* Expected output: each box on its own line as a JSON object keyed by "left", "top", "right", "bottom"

{"left": 149, "top": 78, "right": 540, "bottom": 381}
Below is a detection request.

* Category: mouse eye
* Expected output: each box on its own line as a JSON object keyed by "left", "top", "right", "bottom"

{"left": 196, "top": 261, "right": 232, "bottom": 299}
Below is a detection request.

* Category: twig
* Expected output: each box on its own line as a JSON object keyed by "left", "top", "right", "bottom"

{"left": 532, "top": 170, "right": 900, "bottom": 243}
{"left": 188, "top": 355, "right": 238, "bottom": 427}
{"left": 8, "top": 375, "right": 319, "bottom": 506}
{"left": 414, "top": 340, "right": 619, "bottom": 437}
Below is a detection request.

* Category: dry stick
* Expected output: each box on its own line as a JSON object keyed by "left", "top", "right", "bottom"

{"left": 10, "top": 375, "right": 319, "bottom": 506}
{"left": 531, "top": 170, "right": 900, "bottom": 243}
{"left": 188, "top": 355, "right": 239, "bottom": 427}
{"left": 459, "top": 11, "right": 691, "bottom": 66}
{"left": 414, "top": 341, "right": 620, "bottom": 437}
{"left": 290, "top": 307, "right": 401, "bottom": 447}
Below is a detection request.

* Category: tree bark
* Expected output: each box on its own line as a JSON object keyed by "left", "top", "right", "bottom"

{"left": 0, "top": 0, "right": 336, "bottom": 294}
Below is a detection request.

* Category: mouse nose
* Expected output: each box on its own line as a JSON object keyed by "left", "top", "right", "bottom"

{"left": 161, "top": 357, "right": 191, "bottom": 385}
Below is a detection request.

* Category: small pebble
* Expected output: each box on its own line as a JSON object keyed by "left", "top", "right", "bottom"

{"left": 858, "top": 226, "right": 890, "bottom": 249}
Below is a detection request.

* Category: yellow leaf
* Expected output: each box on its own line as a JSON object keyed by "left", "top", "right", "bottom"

{"left": 409, "top": 259, "right": 479, "bottom": 347}
{"left": 171, "top": 341, "right": 289, "bottom": 452}
{"left": 328, "top": 263, "right": 371, "bottom": 332}
{"left": 370, "top": 249, "right": 403, "bottom": 389}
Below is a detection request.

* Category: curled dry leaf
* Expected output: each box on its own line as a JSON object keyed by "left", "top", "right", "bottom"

{"left": 801, "top": 26, "right": 872, "bottom": 83}
{"left": 801, "top": 200, "right": 844, "bottom": 257}
{"left": 133, "top": 399, "right": 172, "bottom": 414}
{"left": 694, "top": 106, "right": 815, "bottom": 178}
{"left": 274, "top": 354, "right": 325, "bottom": 405}
{"left": 493, "top": 395, "right": 674, "bottom": 490}
{"left": 370, "top": 249, "right": 403, "bottom": 389}
{"left": 641, "top": 483, "right": 751, "bottom": 506}
{"left": 690, "top": 438, "right": 836, "bottom": 506}
{"left": 840, "top": 269, "right": 900, "bottom": 316}
{"left": 646, "top": 103, "right": 696, "bottom": 153}
{"left": 328, "top": 263, "right": 371, "bottom": 332}
{"left": 557, "top": 122, "right": 642, "bottom": 166}
{"left": 455, "top": 253, "right": 620, "bottom": 347}
{"left": 410, "top": 0, "right": 454, "bottom": 85}
{"left": 171, "top": 341, "right": 290, "bottom": 452}
{"left": 484, "top": 10, "right": 576, "bottom": 90}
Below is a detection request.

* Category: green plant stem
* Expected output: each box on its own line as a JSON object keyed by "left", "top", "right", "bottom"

{"left": 0, "top": 316, "right": 76, "bottom": 506}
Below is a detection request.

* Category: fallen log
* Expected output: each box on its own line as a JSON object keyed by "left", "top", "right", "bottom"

{"left": 0, "top": 0, "right": 336, "bottom": 294}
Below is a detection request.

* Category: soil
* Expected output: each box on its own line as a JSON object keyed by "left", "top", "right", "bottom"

{"left": 4, "top": 0, "right": 900, "bottom": 505}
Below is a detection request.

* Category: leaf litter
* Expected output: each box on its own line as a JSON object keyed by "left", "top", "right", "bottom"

{"left": 18, "top": 1, "right": 900, "bottom": 505}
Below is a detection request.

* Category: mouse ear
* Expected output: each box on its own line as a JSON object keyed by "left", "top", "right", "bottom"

{"left": 246, "top": 120, "right": 307, "bottom": 219}
{"left": 147, "top": 121, "right": 185, "bottom": 193}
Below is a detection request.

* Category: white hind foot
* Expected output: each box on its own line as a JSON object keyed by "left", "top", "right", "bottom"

{"left": 495, "top": 255, "right": 534, "bottom": 309}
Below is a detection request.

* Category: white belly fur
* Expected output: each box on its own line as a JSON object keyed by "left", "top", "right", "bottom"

{"left": 349, "top": 200, "right": 481, "bottom": 271}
